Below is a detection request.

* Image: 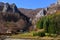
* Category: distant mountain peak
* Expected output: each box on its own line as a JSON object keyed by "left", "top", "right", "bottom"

{"left": 0, "top": 2, "right": 19, "bottom": 13}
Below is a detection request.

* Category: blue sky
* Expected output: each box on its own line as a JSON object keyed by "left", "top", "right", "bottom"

{"left": 0, "top": 0, "right": 57, "bottom": 9}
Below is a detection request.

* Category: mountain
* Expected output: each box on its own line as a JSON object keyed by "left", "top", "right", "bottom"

{"left": 0, "top": 2, "right": 32, "bottom": 34}
{"left": 18, "top": 8, "right": 42, "bottom": 19}
{"left": 0, "top": 2, "right": 60, "bottom": 34}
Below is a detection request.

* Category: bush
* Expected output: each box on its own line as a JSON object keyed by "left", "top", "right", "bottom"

{"left": 50, "top": 34, "right": 57, "bottom": 37}
{"left": 37, "top": 32, "right": 45, "bottom": 37}
{"left": 33, "top": 32, "right": 45, "bottom": 37}
{"left": 45, "top": 33, "right": 57, "bottom": 37}
{"left": 33, "top": 32, "right": 38, "bottom": 36}
{"left": 45, "top": 33, "right": 50, "bottom": 36}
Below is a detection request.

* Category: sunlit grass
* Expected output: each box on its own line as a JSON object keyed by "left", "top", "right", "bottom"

{"left": 10, "top": 31, "right": 39, "bottom": 38}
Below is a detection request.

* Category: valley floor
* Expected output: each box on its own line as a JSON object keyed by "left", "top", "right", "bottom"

{"left": 9, "top": 31, "right": 60, "bottom": 40}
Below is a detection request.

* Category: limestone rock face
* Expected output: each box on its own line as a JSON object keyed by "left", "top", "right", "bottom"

{"left": 11, "top": 3, "right": 18, "bottom": 13}
{"left": 2, "top": 3, "right": 19, "bottom": 13}
{"left": 2, "top": 3, "right": 10, "bottom": 12}
{"left": 0, "top": 2, "right": 4, "bottom": 11}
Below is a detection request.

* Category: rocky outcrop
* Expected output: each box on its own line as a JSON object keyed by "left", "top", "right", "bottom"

{"left": 2, "top": 3, "right": 19, "bottom": 13}
{"left": 32, "top": 9, "right": 47, "bottom": 26}
{"left": 2, "top": 3, "right": 10, "bottom": 12}
{"left": 0, "top": 2, "right": 4, "bottom": 11}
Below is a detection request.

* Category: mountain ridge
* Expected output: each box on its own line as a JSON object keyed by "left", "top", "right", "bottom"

{"left": 0, "top": 1, "right": 60, "bottom": 34}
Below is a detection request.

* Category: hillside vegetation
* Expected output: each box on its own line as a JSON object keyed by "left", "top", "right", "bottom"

{"left": 11, "top": 12, "right": 60, "bottom": 38}
{"left": 36, "top": 12, "right": 60, "bottom": 37}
